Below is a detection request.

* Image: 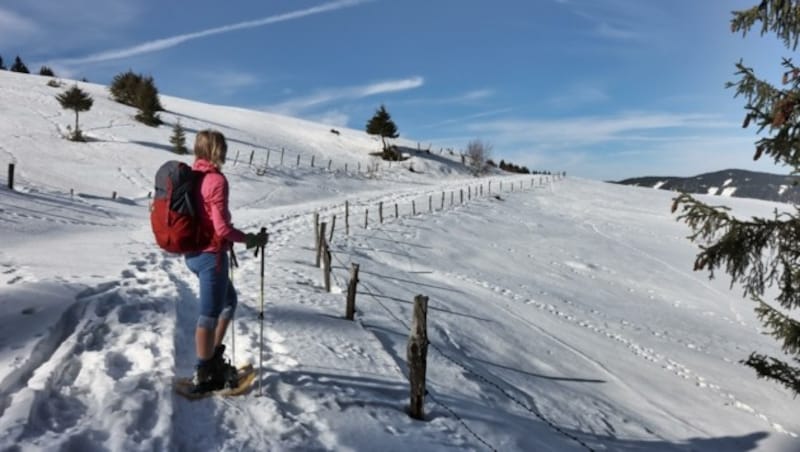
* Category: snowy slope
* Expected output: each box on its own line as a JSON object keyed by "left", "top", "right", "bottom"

{"left": 0, "top": 70, "right": 798, "bottom": 451}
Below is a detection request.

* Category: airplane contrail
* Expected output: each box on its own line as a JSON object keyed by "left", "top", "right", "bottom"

{"left": 55, "top": 0, "right": 370, "bottom": 65}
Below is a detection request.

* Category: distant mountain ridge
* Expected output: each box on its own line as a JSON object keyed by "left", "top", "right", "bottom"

{"left": 613, "top": 169, "right": 800, "bottom": 203}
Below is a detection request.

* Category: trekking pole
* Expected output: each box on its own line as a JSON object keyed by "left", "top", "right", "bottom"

{"left": 254, "top": 227, "right": 268, "bottom": 396}
{"left": 229, "top": 249, "right": 239, "bottom": 366}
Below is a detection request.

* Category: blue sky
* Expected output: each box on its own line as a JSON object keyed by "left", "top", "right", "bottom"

{"left": 0, "top": 0, "right": 792, "bottom": 180}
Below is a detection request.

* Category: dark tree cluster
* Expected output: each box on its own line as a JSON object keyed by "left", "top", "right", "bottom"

{"left": 1, "top": 54, "right": 59, "bottom": 78}
{"left": 498, "top": 160, "right": 530, "bottom": 174}
{"left": 109, "top": 70, "right": 164, "bottom": 126}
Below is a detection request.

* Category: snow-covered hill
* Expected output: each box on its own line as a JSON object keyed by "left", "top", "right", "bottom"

{"left": 0, "top": 70, "right": 797, "bottom": 451}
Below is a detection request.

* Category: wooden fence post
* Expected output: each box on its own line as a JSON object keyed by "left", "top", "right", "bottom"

{"left": 379, "top": 201, "right": 383, "bottom": 223}
{"left": 7, "top": 164, "right": 14, "bottom": 190}
{"left": 316, "top": 222, "right": 327, "bottom": 268}
{"left": 429, "top": 195, "right": 432, "bottom": 213}
{"left": 345, "top": 201, "right": 350, "bottom": 236}
{"left": 233, "top": 150, "right": 240, "bottom": 166}
{"left": 395, "top": 203, "right": 399, "bottom": 219}
{"left": 280, "top": 148, "right": 285, "bottom": 166}
{"left": 249, "top": 150, "right": 255, "bottom": 166}
{"left": 266, "top": 149, "right": 271, "bottom": 167}
{"left": 328, "top": 160, "right": 332, "bottom": 171}
{"left": 311, "top": 156, "right": 315, "bottom": 167}
{"left": 460, "top": 189, "right": 463, "bottom": 204}
{"left": 112, "top": 191, "right": 117, "bottom": 200}
{"left": 450, "top": 192, "right": 454, "bottom": 206}
{"left": 346, "top": 263, "right": 359, "bottom": 320}
{"left": 297, "top": 154, "right": 301, "bottom": 167}
{"left": 412, "top": 200, "right": 416, "bottom": 216}
{"left": 364, "top": 209, "right": 369, "bottom": 229}
{"left": 329, "top": 215, "right": 336, "bottom": 243}
{"left": 358, "top": 162, "right": 361, "bottom": 173}
{"left": 323, "top": 238, "right": 331, "bottom": 292}
{"left": 489, "top": 181, "right": 492, "bottom": 194}
{"left": 314, "top": 212, "right": 320, "bottom": 249}
{"left": 407, "top": 295, "right": 429, "bottom": 420}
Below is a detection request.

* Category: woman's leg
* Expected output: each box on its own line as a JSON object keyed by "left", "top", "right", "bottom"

{"left": 185, "top": 252, "right": 228, "bottom": 363}
{"left": 214, "top": 278, "right": 238, "bottom": 348}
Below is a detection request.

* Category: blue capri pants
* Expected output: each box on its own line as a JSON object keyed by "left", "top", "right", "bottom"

{"left": 184, "top": 251, "right": 238, "bottom": 330}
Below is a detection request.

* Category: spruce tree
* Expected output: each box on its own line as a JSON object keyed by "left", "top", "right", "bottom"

{"left": 169, "top": 120, "right": 188, "bottom": 154}
{"left": 109, "top": 70, "right": 141, "bottom": 106}
{"left": 10, "top": 56, "right": 29, "bottom": 73}
{"left": 56, "top": 85, "right": 93, "bottom": 141}
{"left": 365, "top": 105, "right": 399, "bottom": 153}
{"left": 673, "top": 1, "right": 800, "bottom": 394}
{"left": 38, "top": 66, "right": 55, "bottom": 77}
{"left": 133, "top": 76, "right": 163, "bottom": 126}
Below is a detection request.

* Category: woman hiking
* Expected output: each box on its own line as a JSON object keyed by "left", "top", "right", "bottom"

{"left": 185, "top": 129, "right": 267, "bottom": 392}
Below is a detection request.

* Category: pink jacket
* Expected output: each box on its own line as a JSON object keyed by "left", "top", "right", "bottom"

{"left": 193, "top": 159, "right": 246, "bottom": 252}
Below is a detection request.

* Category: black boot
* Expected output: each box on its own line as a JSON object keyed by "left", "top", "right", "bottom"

{"left": 191, "top": 360, "right": 224, "bottom": 393}
{"left": 210, "top": 345, "right": 238, "bottom": 388}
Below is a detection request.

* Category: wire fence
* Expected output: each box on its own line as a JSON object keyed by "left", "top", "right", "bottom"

{"left": 307, "top": 174, "right": 595, "bottom": 452}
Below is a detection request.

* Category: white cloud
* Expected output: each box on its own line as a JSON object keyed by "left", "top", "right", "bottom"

{"left": 267, "top": 76, "right": 425, "bottom": 115}
{"left": 308, "top": 110, "right": 351, "bottom": 128}
{"left": 595, "top": 22, "right": 638, "bottom": 40}
{"left": 547, "top": 85, "right": 609, "bottom": 108}
{"left": 0, "top": 7, "right": 40, "bottom": 42}
{"left": 425, "top": 108, "right": 513, "bottom": 128}
{"left": 50, "top": 0, "right": 370, "bottom": 66}
{"left": 197, "top": 71, "right": 261, "bottom": 96}
{"left": 469, "top": 112, "right": 731, "bottom": 147}
{"left": 404, "top": 89, "right": 494, "bottom": 106}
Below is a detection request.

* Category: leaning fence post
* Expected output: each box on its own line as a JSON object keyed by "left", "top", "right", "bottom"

{"left": 7, "top": 164, "right": 14, "bottom": 190}
{"left": 233, "top": 150, "right": 240, "bottom": 166}
{"left": 329, "top": 215, "right": 336, "bottom": 243}
{"left": 316, "top": 222, "right": 327, "bottom": 268}
{"left": 266, "top": 149, "right": 271, "bottom": 167}
{"left": 323, "top": 238, "right": 331, "bottom": 292}
{"left": 345, "top": 201, "right": 350, "bottom": 236}
{"left": 346, "top": 263, "right": 359, "bottom": 320}
{"left": 249, "top": 150, "right": 255, "bottom": 166}
{"left": 328, "top": 160, "right": 332, "bottom": 171}
{"left": 314, "top": 212, "right": 320, "bottom": 249}
{"left": 407, "top": 294, "right": 429, "bottom": 420}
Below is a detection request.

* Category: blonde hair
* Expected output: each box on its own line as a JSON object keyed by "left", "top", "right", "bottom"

{"left": 194, "top": 129, "right": 228, "bottom": 167}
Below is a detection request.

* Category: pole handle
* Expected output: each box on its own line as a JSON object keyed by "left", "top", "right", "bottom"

{"left": 254, "top": 227, "right": 267, "bottom": 257}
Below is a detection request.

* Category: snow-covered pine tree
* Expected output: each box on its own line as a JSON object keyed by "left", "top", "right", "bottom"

{"left": 170, "top": 120, "right": 188, "bottom": 154}
{"left": 366, "top": 104, "right": 399, "bottom": 155}
{"left": 673, "top": 0, "right": 800, "bottom": 394}
{"left": 10, "top": 56, "right": 29, "bottom": 73}
{"left": 56, "top": 85, "right": 93, "bottom": 141}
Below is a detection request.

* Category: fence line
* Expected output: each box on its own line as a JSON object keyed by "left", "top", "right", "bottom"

{"left": 309, "top": 175, "right": 593, "bottom": 452}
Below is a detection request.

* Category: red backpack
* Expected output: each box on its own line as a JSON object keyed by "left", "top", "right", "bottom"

{"left": 150, "top": 161, "right": 213, "bottom": 253}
